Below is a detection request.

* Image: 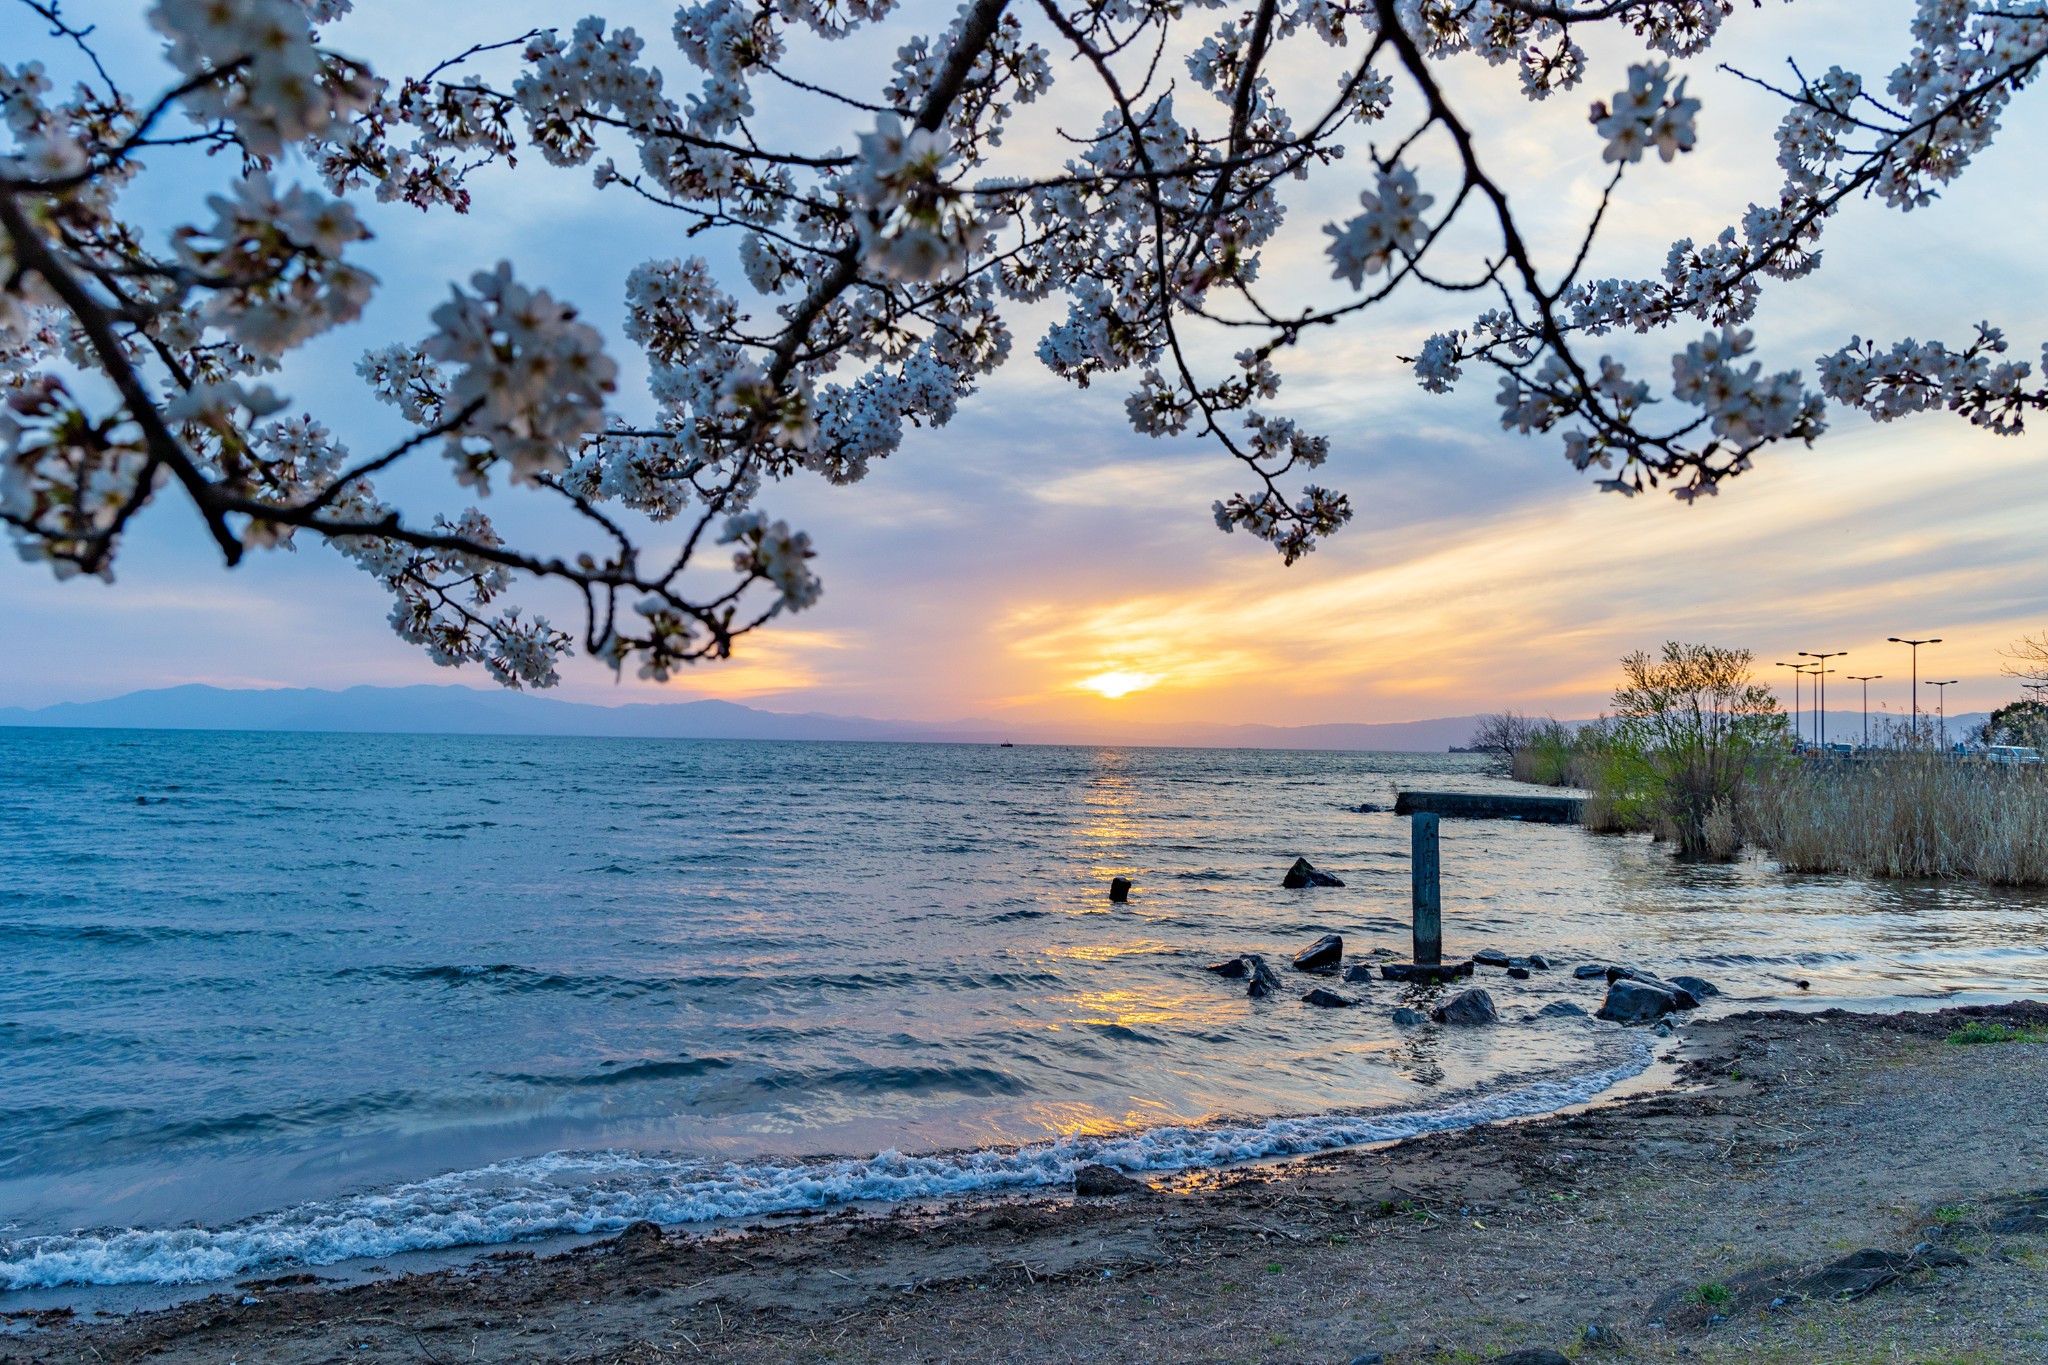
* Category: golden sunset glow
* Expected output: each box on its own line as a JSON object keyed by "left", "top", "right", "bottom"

{"left": 1077, "top": 670, "right": 1163, "bottom": 699}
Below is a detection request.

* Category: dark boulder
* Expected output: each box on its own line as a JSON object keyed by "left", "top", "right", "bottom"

{"left": 1302, "top": 988, "right": 1357, "bottom": 1008}
{"left": 1282, "top": 857, "right": 1345, "bottom": 889}
{"left": 1595, "top": 979, "right": 1689, "bottom": 1025}
{"left": 1294, "top": 934, "right": 1344, "bottom": 972}
{"left": 1506, "top": 966, "right": 1531, "bottom": 980}
{"left": 1246, "top": 955, "right": 1285, "bottom": 999}
{"left": 1433, "top": 988, "right": 1498, "bottom": 1026}
{"left": 1108, "top": 876, "right": 1132, "bottom": 903}
{"left": 1206, "top": 957, "right": 1249, "bottom": 979}
{"left": 1537, "top": 1000, "right": 1589, "bottom": 1018}
{"left": 1573, "top": 963, "right": 1609, "bottom": 980}
{"left": 1473, "top": 947, "right": 1513, "bottom": 967}
{"left": 1073, "top": 1164, "right": 1143, "bottom": 1197}
{"left": 1390, "top": 1007, "right": 1428, "bottom": 1027}
{"left": 1343, "top": 963, "right": 1375, "bottom": 984}
{"left": 1528, "top": 954, "right": 1552, "bottom": 970}
{"left": 1669, "top": 974, "right": 1720, "bottom": 999}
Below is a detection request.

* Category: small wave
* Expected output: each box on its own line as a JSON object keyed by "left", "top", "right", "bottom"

{"left": 498, "top": 1057, "right": 736, "bottom": 1089}
{"left": 0, "top": 1046, "right": 1649, "bottom": 1289}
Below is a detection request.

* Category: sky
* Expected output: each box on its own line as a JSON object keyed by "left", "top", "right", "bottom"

{"left": 3, "top": 1, "right": 2044, "bottom": 729}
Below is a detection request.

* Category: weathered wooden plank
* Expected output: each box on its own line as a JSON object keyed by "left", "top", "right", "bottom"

{"left": 1393, "top": 790, "right": 1583, "bottom": 824}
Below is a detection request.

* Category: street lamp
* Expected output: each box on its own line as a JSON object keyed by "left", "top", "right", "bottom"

{"left": 1776, "top": 662, "right": 1819, "bottom": 747}
{"left": 1846, "top": 675, "right": 1883, "bottom": 748}
{"left": 1800, "top": 650, "right": 1848, "bottom": 748}
{"left": 1888, "top": 637, "right": 1943, "bottom": 735}
{"left": 1925, "top": 680, "right": 1959, "bottom": 749}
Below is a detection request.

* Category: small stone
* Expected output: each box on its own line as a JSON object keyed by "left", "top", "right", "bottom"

{"left": 1669, "top": 974, "right": 1720, "bottom": 999}
{"left": 1206, "top": 958, "right": 1249, "bottom": 978}
{"left": 1528, "top": 954, "right": 1551, "bottom": 970}
{"left": 1538, "top": 1000, "right": 1588, "bottom": 1018}
{"left": 1348, "top": 1354, "right": 1386, "bottom": 1365}
{"left": 614, "top": 1221, "right": 665, "bottom": 1253}
{"left": 1281, "top": 856, "right": 1345, "bottom": 889}
{"left": 1433, "top": 988, "right": 1498, "bottom": 1026}
{"left": 1573, "top": 964, "right": 1608, "bottom": 980}
{"left": 1582, "top": 1322, "right": 1625, "bottom": 1350}
{"left": 1108, "top": 876, "right": 1132, "bottom": 903}
{"left": 1391, "top": 1007, "right": 1428, "bottom": 1027}
{"left": 1073, "top": 1164, "right": 1142, "bottom": 1197}
{"left": 1490, "top": 1351, "right": 1570, "bottom": 1365}
{"left": 1473, "top": 947, "right": 1513, "bottom": 967}
{"left": 1354, "top": 803, "right": 1385, "bottom": 814}
{"left": 1302, "top": 988, "right": 1357, "bottom": 1008}
{"left": 1343, "top": 963, "right": 1375, "bottom": 984}
{"left": 1506, "top": 966, "right": 1531, "bottom": 980}
{"left": 1246, "top": 955, "right": 1285, "bottom": 999}
{"left": 1294, "top": 933, "right": 1344, "bottom": 972}
{"left": 1653, "top": 1020, "right": 1674, "bottom": 1037}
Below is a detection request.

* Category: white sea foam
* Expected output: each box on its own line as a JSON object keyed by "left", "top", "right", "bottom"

{"left": 0, "top": 1045, "right": 1651, "bottom": 1289}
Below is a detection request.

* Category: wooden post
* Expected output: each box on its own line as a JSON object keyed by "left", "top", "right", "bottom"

{"left": 1411, "top": 812, "right": 1441, "bottom": 966}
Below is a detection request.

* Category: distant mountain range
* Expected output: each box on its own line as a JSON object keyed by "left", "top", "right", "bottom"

{"left": 0, "top": 684, "right": 1500, "bottom": 751}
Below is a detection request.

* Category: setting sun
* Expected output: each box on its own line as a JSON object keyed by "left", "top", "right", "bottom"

{"left": 1077, "top": 670, "right": 1162, "bottom": 700}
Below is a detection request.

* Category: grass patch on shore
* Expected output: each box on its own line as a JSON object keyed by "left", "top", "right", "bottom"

{"left": 1689, "top": 1280, "right": 1733, "bottom": 1305}
{"left": 1946, "top": 1021, "right": 2048, "bottom": 1046}
{"left": 1749, "top": 754, "right": 2048, "bottom": 885}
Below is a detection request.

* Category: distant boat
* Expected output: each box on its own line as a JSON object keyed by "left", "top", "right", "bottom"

{"left": 999, "top": 742, "right": 1014, "bottom": 748}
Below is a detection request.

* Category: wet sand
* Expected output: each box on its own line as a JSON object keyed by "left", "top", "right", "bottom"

{"left": 7, "top": 1001, "right": 2048, "bottom": 1364}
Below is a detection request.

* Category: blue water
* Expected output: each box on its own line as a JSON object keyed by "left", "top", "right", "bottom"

{"left": 4, "top": 728, "right": 2046, "bottom": 1288}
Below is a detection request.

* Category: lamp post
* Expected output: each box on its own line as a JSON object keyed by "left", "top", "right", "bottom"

{"left": 1888, "top": 637, "right": 1943, "bottom": 737}
{"left": 1926, "top": 680, "right": 1959, "bottom": 749}
{"left": 1800, "top": 650, "right": 1848, "bottom": 748}
{"left": 1775, "top": 662, "right": 1816, "bottom": 747}
{"left": 1847, "top": 675, "right": 1883, "bottom": 748}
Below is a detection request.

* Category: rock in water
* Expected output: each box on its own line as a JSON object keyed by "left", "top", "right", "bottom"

{"left": 1294, "top": 934, "right": 1343, "bottom": 972}
{"left": 1206, "top": 957, "right": 1249, "bottom": 979}
{"left": 1282, "top": 857, "right": 1346, "bottom": 889}
{"left": 1390, "top": 1007, "right": 1428, "bottom": 1027}
{"left": 1473, "top": 947, "right": 1512, "bottom": 967}
{"left": 1528, "top": 954, "right": 1552, "bottom": 970}
{"left": 1246, "top": 955, "right": 1285, "bottom": 999}
{"left": 1433, "top": 988, "right": 1498, "bottom": 1026}
{"left": 1537, "top": 1000, "right": 1589, "bottom": 1018}
{"left": 1506, "top": 966, "right": 1531, "bottom": 980}
{"left": 1073, "top": 1164, "right": 1143, "bottom": 1197}
{"left": 1108, "top": 876, "right": 1132, "bottom": 903}
{"left": 1573, "top": 963, "right": 1609, "bottom": 980}
{"left": 1595, "top": 979, "right": 1689, "bottom": 1025}
{"left": 1669, "top": 974, "right": 1720, "bottom": 999}
{"left": 1342, "top": 963, "right": 1375, "bottom": 984}
{"left": 1302, "top": 988, "right": 1357, "bottom": 1008}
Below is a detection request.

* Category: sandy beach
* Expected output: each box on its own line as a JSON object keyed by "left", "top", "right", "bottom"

{"left": 6, "top": 1000, "right": 2046, "bottom": 1364}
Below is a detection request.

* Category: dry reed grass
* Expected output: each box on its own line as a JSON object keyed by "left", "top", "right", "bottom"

{"left": 1748, "top": 753, "right": 2048, "bottom": 885}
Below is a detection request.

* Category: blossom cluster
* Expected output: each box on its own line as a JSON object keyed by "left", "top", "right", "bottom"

{"left": 4, "top": 0, "right": 2045, "bottom": 689}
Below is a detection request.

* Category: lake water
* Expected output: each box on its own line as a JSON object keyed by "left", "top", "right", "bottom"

{"left": 4, "top": 729, "right": 2046, "bottom": 1289}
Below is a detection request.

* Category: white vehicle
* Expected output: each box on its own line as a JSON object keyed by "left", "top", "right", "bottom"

{"left": 1985, "top": 745, "right": 2045, "bottom": 765}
